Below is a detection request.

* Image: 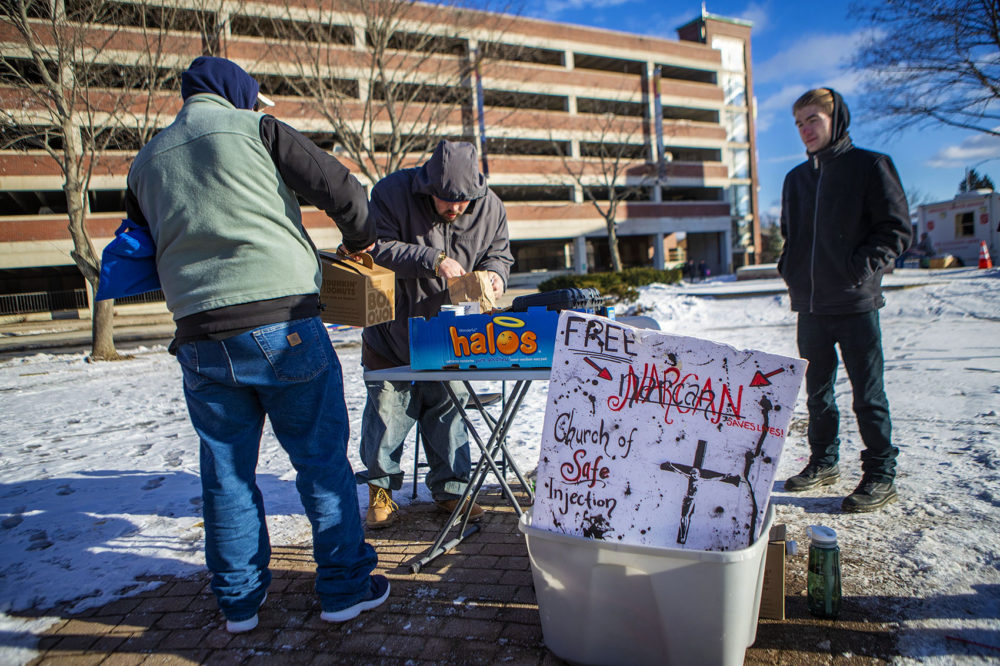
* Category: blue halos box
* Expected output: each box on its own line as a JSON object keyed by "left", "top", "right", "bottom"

{"left": 409, "top": 307, "right": 558, "bottom": 370}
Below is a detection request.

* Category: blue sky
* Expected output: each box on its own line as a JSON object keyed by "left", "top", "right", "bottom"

{"left": 526, "top": 0, "right": 1000, "bottom": 218}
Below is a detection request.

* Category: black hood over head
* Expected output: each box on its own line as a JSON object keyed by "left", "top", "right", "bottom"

{"left": 822, "top": 88, "right": 851, "bottom": 152}
{"left": 413, "top": 140, "right": 488, "bottom": 202}
{"left": 181, "top": 56, "right": 260, "bottom": 111}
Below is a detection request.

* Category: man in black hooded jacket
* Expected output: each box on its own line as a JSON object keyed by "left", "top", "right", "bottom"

{"left": 778, "top": 88, "right": 912, "bottom": 512}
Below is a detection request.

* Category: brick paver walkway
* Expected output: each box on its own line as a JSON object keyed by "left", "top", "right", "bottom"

{"left": 21, "top": 486, "right": 894, "bottom": 665}
{"left": 25, "top": 490, "right": 555, "bottom": 665}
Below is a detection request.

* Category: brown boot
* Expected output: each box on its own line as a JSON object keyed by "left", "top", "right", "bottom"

{"left": 434, "top": 497, "right": 484, "bottom": 522}
{"left": 366, "top": 485, "right": 398, "bottom": 529}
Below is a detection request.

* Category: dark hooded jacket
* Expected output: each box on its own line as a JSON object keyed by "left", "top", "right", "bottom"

{"left": 778, "top": 90, "right": 911, "bottom": 314}
{"left": 362, "top": 140, "right": 514, "bottom": 366}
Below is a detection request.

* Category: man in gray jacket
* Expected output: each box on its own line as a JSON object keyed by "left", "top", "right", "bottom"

{"left": 357, "top": 140, "right": 514, "bottom": 528}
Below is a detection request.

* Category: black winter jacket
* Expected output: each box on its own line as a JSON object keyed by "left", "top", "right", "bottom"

{"left": 778, "top": 136, "right": 911, "bottom": 315}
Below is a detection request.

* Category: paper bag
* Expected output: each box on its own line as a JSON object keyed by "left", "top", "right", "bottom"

{"left": 447, "top": 271, "right": 497, "bottom": 313}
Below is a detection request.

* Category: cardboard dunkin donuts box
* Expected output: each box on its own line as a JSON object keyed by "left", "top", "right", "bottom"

{"left": 318, "top": 250, "right": 395, "bottom": 327}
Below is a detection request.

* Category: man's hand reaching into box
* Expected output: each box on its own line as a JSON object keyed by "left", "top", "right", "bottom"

{"left": 337, "top": 242, "right": 375, "bottom": 263}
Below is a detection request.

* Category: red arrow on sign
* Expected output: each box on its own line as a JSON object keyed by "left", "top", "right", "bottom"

{"left": 750, "top": 367, "right": 785, "bottom": 387}
{"left": 583, "top": 356, "right": 612, "bottom": 380}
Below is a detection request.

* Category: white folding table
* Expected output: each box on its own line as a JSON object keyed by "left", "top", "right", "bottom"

{"left": 363, "top": 365, "right": 550, "bottom": 572}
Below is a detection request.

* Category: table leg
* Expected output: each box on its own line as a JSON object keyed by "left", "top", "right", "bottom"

{"left": 456, "top": 380, "right": 533, "bottom": 511}
{"left": 408, "top": 379, "right": 535, "bottom": 573}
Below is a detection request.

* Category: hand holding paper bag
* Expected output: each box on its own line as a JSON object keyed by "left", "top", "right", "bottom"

{"left": 447, "top": 270, "right": 498, "bottom": 313}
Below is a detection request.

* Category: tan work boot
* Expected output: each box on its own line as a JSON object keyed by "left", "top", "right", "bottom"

{"left": 366, "top": 485, "right": 399, "bottom": 529}
{"left": 434, "top": 497, "right": 484, "bottom": 522}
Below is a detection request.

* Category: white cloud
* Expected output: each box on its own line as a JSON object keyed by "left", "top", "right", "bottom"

{"left": 762, "top": 152, "right": 803, "bottom": 165}
{"left": 926, "top": 132, "right": 1000, "bottom": 168}
{"left": 754, "top": 69, "right": 866, "bottom": 133}
{"left": 754, "top": 30, "right": 871, "bottom": 85}
{"left": 737, "top": 1, "right": 769, "bottom": 34}
{"left": 539, "top": 0, "right": 633, "bottom": 15}
{"left": 615, "top": 9, "right": 693, "bottom": 37}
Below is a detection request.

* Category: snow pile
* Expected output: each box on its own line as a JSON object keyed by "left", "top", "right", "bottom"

{"left": 1, "top": 267, "right": 998, "bottom": 663}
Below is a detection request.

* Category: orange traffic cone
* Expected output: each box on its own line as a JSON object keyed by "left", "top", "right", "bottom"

{"left": 979, "top": 240, "right": 993, "bottom": 269}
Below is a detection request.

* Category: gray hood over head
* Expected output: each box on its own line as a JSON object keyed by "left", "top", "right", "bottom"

{"left": 412, "top": 140, "right": 487, "bottom": 202}
{"left": 361, "top": 138, "right": 512, "bottom": 366}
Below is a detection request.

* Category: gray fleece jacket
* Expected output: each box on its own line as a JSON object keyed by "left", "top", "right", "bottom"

{"left": 362, "top": 140, "right": 513, "bottom": 366}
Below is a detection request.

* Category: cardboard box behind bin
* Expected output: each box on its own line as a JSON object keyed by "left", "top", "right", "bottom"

{"left": 759, "top": 523, "right": 787, "bottom": 620}
{"left": 929, "top": 255, "right": 961, "bottom": 269}
{"left": 318, "top": 250, "right": 394, "bottom": 327}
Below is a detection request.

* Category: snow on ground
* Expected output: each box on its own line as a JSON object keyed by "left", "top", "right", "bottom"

{"left": 0, "top": 267, "right": 998, "bottom": 663}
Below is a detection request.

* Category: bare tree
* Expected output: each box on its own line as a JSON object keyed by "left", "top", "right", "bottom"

{"left": 905, "top": 187, "right": 937, "bottom": 211}
{"left": 850, "top": 0, "right": 1000, "bottom": 137}
{"left": 256, "top": 0, "right": 516, "bottom": 185}
{"left": 552, "top": 105, "right": 655, "bottom": 273}
{"left": 1, "top": 0, "right": 227, "bottom": 359}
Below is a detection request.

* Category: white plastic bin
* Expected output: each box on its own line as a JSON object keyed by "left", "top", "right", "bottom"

{"left": 518, "top": 504, "right": 773, "bottom": 666}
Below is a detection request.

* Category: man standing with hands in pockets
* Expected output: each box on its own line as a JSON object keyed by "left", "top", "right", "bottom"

{"left": 779, "top": 88, "right": 911, "bottom": 512}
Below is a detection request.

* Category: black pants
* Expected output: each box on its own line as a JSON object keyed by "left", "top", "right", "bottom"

{"left": 797, "top": 310, "right": 897, "bottom": 482}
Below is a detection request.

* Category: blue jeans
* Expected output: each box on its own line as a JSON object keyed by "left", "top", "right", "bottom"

{"left": 176, "top": 316, "right": 377, "bottom": 621}
{"left": 797, "top": 311, "right": 898, "bottom": 482}
{"left": 357, "top": 379, "right": 471, "bottom": 500}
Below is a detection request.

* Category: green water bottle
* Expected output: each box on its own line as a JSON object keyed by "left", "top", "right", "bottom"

{"left": 806, "top": 525, "right": 841, "bottom": 619}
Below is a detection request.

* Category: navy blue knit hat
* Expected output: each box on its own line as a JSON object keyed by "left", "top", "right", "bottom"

{"left": 180, "top": 56, "right": 261, "bottom": 111}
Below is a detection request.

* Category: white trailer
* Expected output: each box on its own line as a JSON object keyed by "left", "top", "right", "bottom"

{"left": 917, "top": 191, "right": 1000, "bottom": 266}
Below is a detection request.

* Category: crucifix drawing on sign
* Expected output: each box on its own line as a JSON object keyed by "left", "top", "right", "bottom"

{"left": 660, "top": 439, "right": 743, "bottom": 545}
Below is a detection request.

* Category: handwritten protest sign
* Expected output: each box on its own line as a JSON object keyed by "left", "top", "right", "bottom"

{"left": 533, "top": 311, "right": 806, "bottom": 551}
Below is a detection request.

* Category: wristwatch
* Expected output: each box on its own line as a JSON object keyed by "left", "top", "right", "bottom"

{"left": 433, "top": 251, "right": 447, "bottom": 277}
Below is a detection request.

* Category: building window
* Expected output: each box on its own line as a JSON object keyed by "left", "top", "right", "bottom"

{"left": 577, "top": 97, "right": 644, "bottom": 117}
{"left": 486, "top": 137, "right": 568, "bottom": 156}
{"left": 725, "top": 110, "right": 747, "bottom": 142}
{"left": 491, "top": 185, "right": 573, "bottom": 202}
{"left": 572, "top": 52, "right": 644, "bottom": 75}
{"left": 728, "top": 148, "right": 749, "bottom": 179}
{"left": 483, "top": 89, "right": 567, "bottom": 111}
{"left": 480, "top": 42, "right": 564, "bottom": 66}
{"left": 721, "top": 72, "right": 746, "bottom": 107}
{"left": 663, "top": 105, "right": 719, "bottom": 123}
{"left": 955, "top": 211, "right": 975, "bottom": 237}
{"left": 229, "top": 16, "right": 353, "bottom": 45}
{"left": 665, "top": 146, "right": 722, "bottom": 162}
{"left": 656, "top": 63, "right": 715, "bottom": 84}
{"left": 712, "top": 36, "right": 745, "bottom": 73}
{"left": 511, "top": 240, "right": 571, "bottom": 271}
{"left": 662, "top": 186, "right": 723, "bottom": 202}
{"left": 730, "top": 184, "right": 751, "bottom": 217}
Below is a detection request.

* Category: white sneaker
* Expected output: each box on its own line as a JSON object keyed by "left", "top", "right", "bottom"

{"left": 225, "top": 592, "right": 267, "bottom": 634}
{"left": 320, "top": 575, "right": 390, "bottom": 623}
{"left": 225, "top": 614, "right": 258, "bottom": 634}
